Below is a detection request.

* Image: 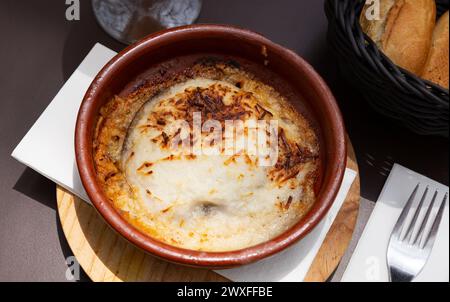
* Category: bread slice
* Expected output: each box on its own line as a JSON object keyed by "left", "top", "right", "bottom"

{"left": 360, "top": 0, "right": 436, "bottom": 75}
{"left": 421, "top": 11, "right": 449, "bottom": 89}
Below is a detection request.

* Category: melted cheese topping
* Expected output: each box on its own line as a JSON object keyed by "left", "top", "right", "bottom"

{"left": 94, "top": 61, "right": 319, "bottom": 251}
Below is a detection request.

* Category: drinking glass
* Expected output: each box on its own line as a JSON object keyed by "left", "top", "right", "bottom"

{"left": 92, "top": 0, "right": 203, "bottom": 44}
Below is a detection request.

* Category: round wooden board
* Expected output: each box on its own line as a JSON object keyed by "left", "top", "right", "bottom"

{"left": 57, "top": 139, "right": 360, "bottom": 282}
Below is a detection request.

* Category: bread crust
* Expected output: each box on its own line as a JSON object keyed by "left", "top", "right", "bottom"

{"left": 361, "top": 0, "right": 436, "bottom": 75}
{"left": 421, "top": 11, "right": 449, "bottom": 89}
{"left": 360, "top": 0, "right": 396, "bottom": 45}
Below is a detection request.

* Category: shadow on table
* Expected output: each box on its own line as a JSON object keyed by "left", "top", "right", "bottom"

{"left": 13, "top": 168, "right": 57, "bottom": 211}
{"left": 56, "top": 210, "right": 91, "bottom": 282}
{"left": 13, "top": 167, "right": 90, "bottom": 281}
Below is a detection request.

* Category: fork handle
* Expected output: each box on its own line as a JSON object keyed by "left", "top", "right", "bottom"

{"left": 389, "top": 267, "right": 414, "bottom": 282}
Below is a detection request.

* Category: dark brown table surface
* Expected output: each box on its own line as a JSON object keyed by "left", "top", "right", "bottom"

{"left": 0, "top": 0, "right": 448, "bottom": 282}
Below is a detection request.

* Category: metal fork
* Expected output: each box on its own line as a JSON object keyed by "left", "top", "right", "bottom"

{"left": 387, "top": 184, "right": 448, "bottom": 282}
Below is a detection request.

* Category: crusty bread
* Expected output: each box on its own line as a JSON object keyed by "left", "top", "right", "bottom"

{"left": 360, "top": 0, "right": 397, "bottom": 44}
{"left": 421, "top": 11, "right": 449, "bottom": 89}
{"left": 360, "top": 0, "right": 436, "bottom": 75}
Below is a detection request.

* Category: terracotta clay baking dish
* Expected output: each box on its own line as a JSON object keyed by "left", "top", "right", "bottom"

{"left": 75, "top": 24, "right": 347, "bottom": 268}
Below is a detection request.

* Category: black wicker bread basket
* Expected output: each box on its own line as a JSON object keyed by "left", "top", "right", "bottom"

{"left": 325, "top": 0, "right": 449, "bottom": 137}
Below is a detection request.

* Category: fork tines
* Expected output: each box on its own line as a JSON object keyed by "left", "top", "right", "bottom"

{"left": 393, "top": 184, "right": 448, "bottom": 249}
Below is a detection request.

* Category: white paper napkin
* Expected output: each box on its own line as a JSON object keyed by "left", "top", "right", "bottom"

{"left": 11, "top": 43, "right": 357, "bottom": 282}
{"left": 11, "top": 44, "right": 117, "bottom": 203}
{"left": 342, "top": 164, "right": 449, "bottom": 282}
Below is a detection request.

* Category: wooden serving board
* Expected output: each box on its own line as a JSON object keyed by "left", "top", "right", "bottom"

{"left": 56, "top": 140, "right": 360, "bottom": 282}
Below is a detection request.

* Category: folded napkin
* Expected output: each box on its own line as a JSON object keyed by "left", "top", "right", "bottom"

{"left": 11, "top": 43, "right": 357, "bottom": 282}
{"left": 342, "top": 164, "right": 449, "bottom": 282}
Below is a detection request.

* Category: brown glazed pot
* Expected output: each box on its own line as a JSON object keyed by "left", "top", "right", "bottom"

{"left": 75, "top": 24, "right": 347, "bottom": 268}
